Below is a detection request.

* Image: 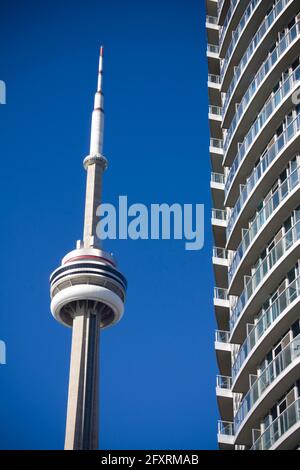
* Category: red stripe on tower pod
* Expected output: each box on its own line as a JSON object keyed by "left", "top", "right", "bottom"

{"left": 63, "top": 255, "right": 116, "bottom": 267}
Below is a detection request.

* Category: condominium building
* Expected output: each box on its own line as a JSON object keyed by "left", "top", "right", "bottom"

{"left": 206, "top": 0, "right": 300, "bottom": 449}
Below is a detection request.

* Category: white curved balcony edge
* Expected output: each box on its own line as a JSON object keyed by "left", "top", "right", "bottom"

{"left": 230, "top": 223, "right": 300, "bottom": 343}
{"left": 223, "top": 26, "right": 300, "bottom": 164}
{"left": 219, "top": 0, "right": 253, "bottom": 57}
{"left": 219, "top": 0, "right": 238, "bottom": 53}
{"left": 232, "top": 277, "right": 300, "bottom": 393}
{"left": 217, "top": 420, "right": 235, "bottom": 449}
{"left": 217, "top": 0, "right": 231, "bottom": 24}
{"left": 228, "top": 169, "right": 300, "bottom": 294}
{"left": 234, "top": 342, "right": 300, "bottom": 445}
{"left": 224, "top": 78, "right": 300, "bottom": 211}
{"left": 222, "top": 0, "right": 297, "bottom": 123}
{"left": 270, "top": 417, "right": 300, "bottom": 449}
{"left": 252, "top": 397, "right": 300, "bottom": 449}
{"left": 226, "top": 124, "right": 300, "bottom": 251}
{"left": 221, "top": 0, "right": 264, "bottom": 88}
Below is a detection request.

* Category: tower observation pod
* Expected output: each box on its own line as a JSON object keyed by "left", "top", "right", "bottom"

{"left": 49, "top": 47, "right": 127, "bottom": 450}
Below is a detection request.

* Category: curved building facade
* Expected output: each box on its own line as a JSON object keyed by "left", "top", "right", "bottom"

{"left": 206, "top": 0, "right": 300, "bottom": 450}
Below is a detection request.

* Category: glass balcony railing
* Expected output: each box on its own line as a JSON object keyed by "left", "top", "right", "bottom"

{"left": 206, "top": 15, "right": 218, "bottom": 25}
{"left": 224, "top": 22, "right": 300, "bottom": 155}
{"left": 223, "top": 0, "right": 294, "bottom": 115}
{"left": 251, "top": 397, "right": 300, "bottom": 449}
{"left": 219, "top": 0, "right": 238, "bottom": 47}
{"left": 218, "top": 0, "right": 226, "bottom": 16}
{"left": 207, "top": 43, "right": 220, "bottom": 54}
{"left": 215, "top": 330, "right": 230, "bottom": 343}
{"left": 235, "top": 334, "right": 300, "bottom": 433}
{"left": 208, "top": 73, "right": 221, "bottom": 84}
{"left": 226, "top": 112, "right": 300, "bottom": 238}
{"left": 213, "top": 246, "right": 228, "bottom": 260}
{"left": 211, "top": 172, "right": 225, "bottom": 184}
{"left": 214, "top": 288, "right": 229, "bottom": 303}
{"left": 210, "top": 138, "right": 223, "bottom": 149}
{"left": 221, "top": 0, "right": 261, "bottom": 77}
{"left": 232, "top": 275, "right": 300, "bottom": 381}
{"left": 229, "top": 166, "right": 300, "bottom": 284}
{"left": 218, "top": 420, "right": 234, "bottom": 436}
{"left": 209, "top": 105, "right": 222, "bottom": 116}
{"left": 217, "top": 375, "right": 232, "bottom": 389}
{"left": 230, "top": 219, "right": 300, "bottom": 332}
{"left": 212, "top": 208, "right": 227, "bottom": 221}
{"left": 225, "top": 61, "right": 300, "bottom": 190}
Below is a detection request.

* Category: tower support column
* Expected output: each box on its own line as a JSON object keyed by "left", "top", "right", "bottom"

{"left": 64, "top": 302, "right": 101, "bottom": 450}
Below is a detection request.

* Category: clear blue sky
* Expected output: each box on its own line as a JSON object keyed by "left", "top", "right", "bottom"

{"left": 0, "top": 0, "right": 217, "bottom": 449}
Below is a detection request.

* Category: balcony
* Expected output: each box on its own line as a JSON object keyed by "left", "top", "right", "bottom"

{"left": 234, "top": 334, "right": 300, "bottom": 445}
{"left": 213, "top": 247, "right": 229, "bottom": 288}
{"left": 222, "top": 0, "right": 298, "bottom": 123}
{"left": 232, "top": 276, "right": 300, "bottom": 392}
{"left": 219, "top": 0, "right": 238, "bottom": 51}
{"left": 223, "top": 22, "right": 300, "bottom": 163}
{"left": 206, "top": 0, "right": 218, "bottom": 18}
{"left": 207, "top": 44, "right": 220, "bottom": 75}
{"left": 206, "top": 15, "right": 218, "bottom": 25}
{"left": 211, "top": 173, "right": 225, "bottom": 208}
{"left": 225, "top": 62, "right": 300, "bottom": 198}
{"left": 219, "top": 0, "right": 255, "bottom": 58}
{"left": 206, "top": 15, "right": 219, "bottom": 44}
{"left": 251, "top": 397, "right": 300, "bottom": 450}
{"left": 230, "top": 219, "right": 300, "bottom": 342}
{"left": 221, "top": 0, "right": 263, "bottom": 84}
{"left": 212, "top": 209, "right": 227, "bottom": 246}
{"left": 209, "top": 138, "right": 224, "bottom": 173}
{"left": 217, "top": 0, "right": 232, "bottom": 24}
{"left": 217, "top": 420, "right": 235, "bottom": 449}
{"left": 228, "top": 165, "right": 300, "bottom": 291}
{"left": 226, "top": 112, "right": 300, "bottom": 249}
{"left": 208, "top": 74, "right": 221, "bottom": 106}
{"left": 209, "top": 105, "right": 222, "bottom": 139}
{"left": 208, "top": 74, "right": 221, "bottom": 85}
{"left": 216, "top": 375, "right": 233, "bottom": 421}
{"left": 215, "top": 329, "right": 231, "bottom": 376}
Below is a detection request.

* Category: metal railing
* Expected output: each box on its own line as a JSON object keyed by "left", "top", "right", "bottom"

{"left": 215, "top": 330, "right": 230, "bottom": 343}
{"left": 207, "top": 43, "right": 220, "bottom": 54}
{"left": 224, "top": 24, "right": 300, "bottom": 157}
{"left": 221, "top": 0, "right": 261, "bottom": 77}
{"left": 230, "top": 219, "right": 300, "bottom": 331}
{"left": 251, "top": 397, "right": 300, "bottom": 449}
{"left": 211, "top": 172, "right": 225, "bottom": 184}
{"left": 218, "top": 420, "right": 234, "bottom": 436}
{"left": 226, "top": 112, "right": 300, "bottom": 238}
{"left": 209, "top": 105, "right": 222, "bottom": 116}
{"left": 206, "top": 15, "right": 218, "bottom": 25}
{"left": 223, "top": 0, "right": 294, "bottom": 114}
{"left": 225, "top": 61, "right": 300, "bottom": 190}
{"left": 214, "top": 288, "right": 229, "bottom": 302}
{"left": 213, "top": 246, "right": 228, "bottom": 259}
{"left": 235, "top": 334, "right": 300, "bottom": 434}
{"left": 208, "top": 73, "right": 221, "bottom": 84}
{"left": 229, "top": 165, "right": 300, "bottom": 283}
{"left": 232, "top": 275, "right": 300, "bottom": 381}
{"left": 212, "top": 208, "right": 227, "bottom": 221}
{"left": 210, "top": 138, "right": 223, "bottom": 149}
{"left": 217, "top": 375, "right": 232, "bottom": 389}
{"left": 219, "top": 0, "right": 238, "bottom": 47}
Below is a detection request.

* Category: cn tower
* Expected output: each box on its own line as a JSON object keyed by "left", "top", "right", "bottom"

{"left": 49, "top": 47, "right": 127, "bottom": 450}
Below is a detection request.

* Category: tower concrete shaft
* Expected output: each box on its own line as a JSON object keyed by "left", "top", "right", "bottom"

{"left": 50, "top": 46, "right": 126, "bottom": 451}
{"left": 64, "top": 302, "right": 101, "bottom": 450}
